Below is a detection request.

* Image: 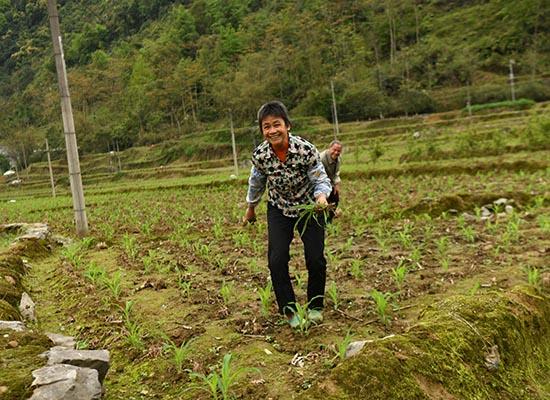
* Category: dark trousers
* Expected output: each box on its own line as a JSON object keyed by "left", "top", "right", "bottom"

{"left": 267, "top": 203, "right": 327, "bottom": 315}
{"left": 327, "top": 188, "right": 339, "bottom": 222}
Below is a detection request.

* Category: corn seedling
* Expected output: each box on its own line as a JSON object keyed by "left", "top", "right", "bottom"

{"left": 436, "top": 236, "right": 449, "bottom": 258}
{"left": 122, "top": 234, "right": 139, "bottom": 261}
{"left": 84, "top": 262, "right": 106, "bottom": 286}
{"left": 461, "top": 225, "right": 476, "bottom": 243}
{"left": 392, "top": 260, "right": 408, "bottom": 292}
{"left": 294, "top": 271, "right": 306, "bottom": 290}
{"left": 335, "top": 330, "right": 353, "bottom": 362}
{"left": 526, "top": 266, "right": 541, "bottom": 289}
{"left": 220, "top": 281, "right": 233, "bottom": 305}
{"left": 440, "top": 257, "right": 450, "bottom": 272}
{"left": 294, "top": 203, "right": 329, "bottom": 236}
{"left": 125, "top": 319, "right": 144, "bottom": 351}
{"left": 103, "top": 270, "right": 123, "bottom": 300}
{"left": 341, "top": 237, "right": 354, "bottom": 253}
{"left": 61, "top": 243, "right": 84, "bottom": 268}
{"left": 163, "top": 337, "right": 194, "bottom": 373}
{"left": 326, "top": 281, "right": 340, "bottom": 310}
{"left": 349, "top": 259, "right": 364, "bottom": 280}
{"left": 258, "top": 281, "right": 273, "bottom": 317}
{"left": 178, "top": 279, "right": 192, "bottom": 298}
{"left": 538, "top": 215, "right": 550, "bottom": 232}
{"left": 370, "top": 289, "right": 392, "bottom": 325}
{"left": 212, "top": 221, "right": 224, "bottom": 240}
{"left": 410, "top": 246, "right": 422, "bottom": 266}
{"left": 469, "top": 281, "right": 480, "bottom": 296}
{"left": 190, "top": 353, "right": 258, "bottom": 400}
{"left": 374, "top": 228, "right": 390, "bottom": 256}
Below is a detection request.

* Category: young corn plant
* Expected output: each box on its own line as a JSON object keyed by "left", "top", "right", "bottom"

{"left": 103, "top": 270, "right": 123, "bottom": 300}
{"left": 326, "top": 281, "right": 340, "bottom": 310}
{"left": 461, "top": 225, "right": 476, "bottom": 243}
{"left": 61, "top": 243, "right": 84, "bottom": 269}
{"left": 120, "top": 301, "right": 144, "bottom": 351}
{"left": 526, "top": 266, "right": 541, "bottom": 289}
{"left": 294, "top": 271, "right": 306, "bottom": 290}
{"left": 122, "top": 234, "right": 139, "bottom": 261}
{"left": 258, "top": 281, "right": 273, "bottom": 317}
{"left": 163, "top": 337, "right": 194, "bottom": 373}
{"left": 190, "top": 353, "right": 258, "bottom": 400}
{"left": 348, "top": 259, "right": 364, "bottom": 280}
{"left": 370, "top": 289, "right": 392, "bottom": 325}
{"left": 374, "top": 228, "right": 391, "bottom": 256}
{"left": 334, "top": 330, "right": 353, "bottom": 362}
{"left": 84, "top": 262, "right": 106, "bottom": 286}
{"left": 392, "top": 260, "right": 408, "bottom": 292}
{"left": 178, "top": 278, "right": 192, "bottom": 298}
{"left": 293, "top": 203, "right": 330, "bottom": 236}
{"left": 220, "top": 281, "right": 234, "bottom": 305}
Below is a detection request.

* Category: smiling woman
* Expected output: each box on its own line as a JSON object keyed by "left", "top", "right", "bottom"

{"left": 243, "top": 100, "right": 332, "bottom": 328}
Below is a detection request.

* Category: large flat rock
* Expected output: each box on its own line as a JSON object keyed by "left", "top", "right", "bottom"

{"left": 30, "top": 365, "right": 101, "bottom": 400}
{"left": 47, "top": 349, "right": 110, "bottom": 384}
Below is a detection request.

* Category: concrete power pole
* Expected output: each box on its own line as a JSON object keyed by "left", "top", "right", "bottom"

{"left": 509, "top": 59, "right": 516, "bottom": 102}
{"left": 47, "top": 0, "right": 88, "bottom": 236}
{"left": 330, "top": 80, "right": 340, "bottom": 140}
{"left": 45, "top": 139, "right": 56, "bottom": 198}
{"left": 229, "top": 112, "right": 238, "bottom": 177}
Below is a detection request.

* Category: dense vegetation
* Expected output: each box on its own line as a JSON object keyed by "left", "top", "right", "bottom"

{"left": 0, "top": 0, "right": 549, "bottom": 165}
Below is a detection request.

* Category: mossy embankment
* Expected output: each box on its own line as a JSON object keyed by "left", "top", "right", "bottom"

{"left": 0, "top": 228, "right": 55, "bottom": 399}
{"left": 300, "top": 287, "right": 550, "bottom": 400}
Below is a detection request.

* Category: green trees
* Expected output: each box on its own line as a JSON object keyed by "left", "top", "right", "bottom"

{"left": 0, "top": 0, "right": 548, "bottom": 157}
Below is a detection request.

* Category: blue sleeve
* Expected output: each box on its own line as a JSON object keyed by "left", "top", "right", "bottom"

{"left": 308, "top": 151, "right": 332, "bottom": 198}
{"left": 246, "top": 164, "right": 267, "bottom": 206}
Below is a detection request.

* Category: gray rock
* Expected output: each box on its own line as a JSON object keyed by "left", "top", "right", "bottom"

{"left": 481, "top": 207, "right": 492, "bottom": 218}
{"left": 345, "top": 340, "right": 368, "bottom": 358}
{"left": 462, "top": 212, "right": 477, "bottom": 222}
{"left": 0, "top": 321, "right": 26, "bottom": 332}
{"left": 345, "top": 335, "right": 396, "bottom": 359}
{"left": 493, "top": 198, "right": 508, "bottom": 206}
{"left": 47, "top": 349, "right": 110, "bottom": 384}
{"left": 46, "top": 333, "right": 76, "bottom": 349}
{"left": 18, "top": 223, "right": 50, "bottom": 241}
{"left": 19, "top": 292, "right": 36, "bottom": 322}
{"left": 505, "top": 205, "right": 514, "bottom": 214}
{"left": 30, "top": 365, "right": 101, "bottom": 400}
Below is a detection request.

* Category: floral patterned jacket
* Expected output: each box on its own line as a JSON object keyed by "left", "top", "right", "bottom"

{"left": 246, "top": 134, "right": 332, "bottom": 217}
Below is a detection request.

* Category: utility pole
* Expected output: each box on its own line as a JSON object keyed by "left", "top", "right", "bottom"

{"left": 47, "top": 0, "right": 88, "bottom": 236}
{"left": 330, "top": 80, "right": 340, "bottom": 140}
{"left": 229, "top": 111, "right": 238, "bottom": 177}
{"left": 466, "top": 83, "right": 472, "bottom": 118}
{"left": 115, "top": 140, "right": 122, "bottom": 172}
{"left": 509, "top": 59, "right": 516, "bottom": 102}
{"left": 45, "top": 139, "right": 56, "bottom": 198}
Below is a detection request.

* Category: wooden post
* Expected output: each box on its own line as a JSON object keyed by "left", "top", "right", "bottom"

{"left": 115, "top": 140, "right": 122, "bottom": 172}
{"left": 230, "top": 112, "right": 238, "bottom": 177}
{"left": 45, "top": 139, "right": 56, "bottom": 198}
{"left": 331, "top": 80, "right": 340, "bottom": 140}
{"left": 47, "top": 0, "right": 88, "bottom": 236}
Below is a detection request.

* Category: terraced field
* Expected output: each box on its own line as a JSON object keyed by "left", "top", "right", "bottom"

{"left": 0, "top": 106, "right": 549, "bottom": 399}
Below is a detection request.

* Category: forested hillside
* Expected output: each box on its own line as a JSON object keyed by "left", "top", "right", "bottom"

{"left": 0, "top": 0, "right": 549, "bottom": 163}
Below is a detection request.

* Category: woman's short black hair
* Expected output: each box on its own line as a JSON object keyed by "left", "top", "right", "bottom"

{"left": 257, "top": 101, "right": 291, "bottom": 132}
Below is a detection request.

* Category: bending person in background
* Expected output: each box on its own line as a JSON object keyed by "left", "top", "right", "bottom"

{"left": 319, "top": 140, "right": 343, "bottom": 220}
{"left": 243, "top": 100, "right": 332, "bottom": 328}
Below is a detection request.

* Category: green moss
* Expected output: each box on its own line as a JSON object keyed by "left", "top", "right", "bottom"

{"left": 404, "top": 191, "right": 534, "bottom": 216}
{"left": 0, "top": 330, "right": 51, "bottom": 400}
{"left": 300, "top": 287, "right": 550, "bottom": 400}
{"left": 0, "top": 299, "right": 20, "bottom": 320}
